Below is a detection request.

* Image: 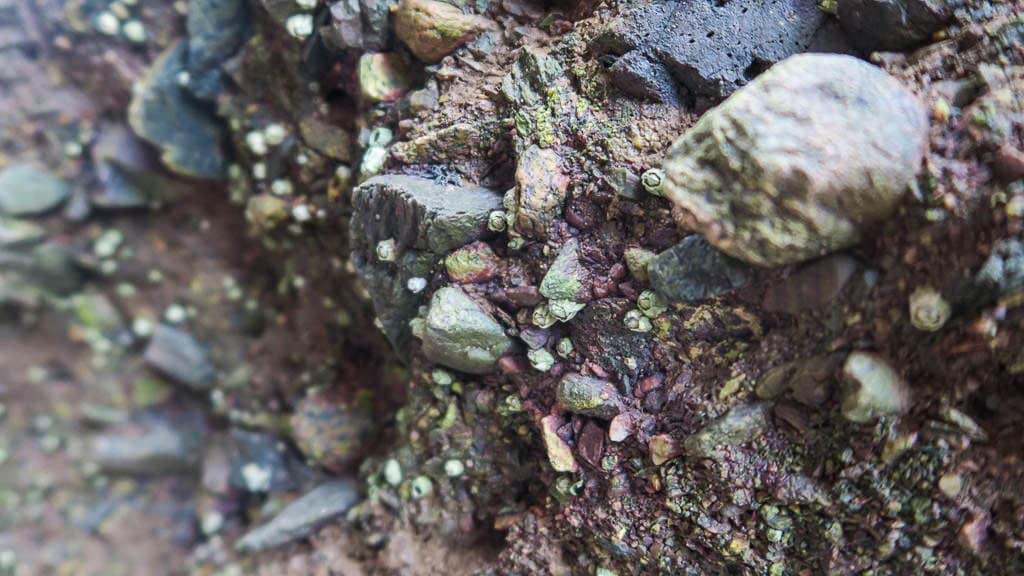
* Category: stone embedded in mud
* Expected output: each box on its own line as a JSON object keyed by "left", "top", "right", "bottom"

{"left": 662, "top": 54, "right": 928, "bottom": 267}
{"left": 128, "top": 42, "right": 227, "bottom": 179}
{"left": 144, "top": 324, "right": 215, "bottom": 390}
{"left": 421, "top": 286, "right": 512, "bottom": 374}
{"left": 840, "top": 352, "right": 912, "bottom": 423}
{"left": 236, "top": 479, "right": 360, "bottom": 553}
{"left": 514, "top": 145, "right": 569, "bottom": 239}
{"left": 557, "top": 373, "right": 623, "bottom": 420}
{"left": 763, "top": 255, "right": 859, "bottom": 313}
{"left": 540, "top": 238, "right": 586, "bottom": 302}
{"left": 540, "top": 414, "right": 578, "bottom": 473}
{"left": 358, "top": 52, "right": 414, "bottom": 103}
{"left": 0, "top": 164, "right": 69, "bottom": 216}
{"left": 623, "top": 247, "right": 655, "bottom": 283}
{"left": 571, "top": 299, "right": 651, "bottom": 378}
{"left": 596, "top": 0, "right": 841, "bottom": 102}
{"left": 0, "top": 242, "right": 84, "bottom": 296}
{"left": 350, "top": 175, "right": 502, "bottom": 355}
{"left": 648, "top": 236, "right": 751, "bottom": 302}
{"left": 394, "top": 0, "right": 488, "bottom": 64}
{"left": 837, "top": 0, "right": 948, "bottom": 52}
{"left": 291, "top": 388, "right": 374, "bottom": 472}
{"left": 756, "top": 354, "right": 844, "bottom": 406}
{"left": 649, "top": 433, "right": 683, "bottom": 466}
{"left": 445, "top": 241, "right": 500, "bottom": 283}
{"left": 683, "top": 402, "right": 770, "bottom": 460}
{"left": 227, "top": 429, "right": 311, "bottom": 494}
{"left": 0, "top": 217, "right": 45, "bottom": 249}
{"left": 90, "top": 411, "right": 205, "bottom": 475}
{"left": 245, "top": 193, "right": 290, "bottom": 231}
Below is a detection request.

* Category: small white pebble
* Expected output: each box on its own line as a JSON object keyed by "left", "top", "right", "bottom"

{"left": 295, "top": 0, "right": 318, "bottom": 9}
{"left": 285, "top": 14, "right": 314, "bottom": 38}
{"left": 176, "top": 71, "right": 191, "bottom": 86}
{"left": 252, "top": 162, "right": 267, "bottom": 180}
{"left": 95, "top": 11, "right": 120, "bottom": 35}
{"left": 271, "top": 179, "right": 294, "bottom": 196}
{"left": 240, "top": 463, "right": 272, "bottom": 492}
{"left": 407, "top": 277, "right": 427, "bottom": 293}
{"left": 132, "top": 316, "right": 154, "bottom": 337}
{"left": 164, "top": 304, "right": 187, "bottom": 324}
{"left": 122, "top": 20, "right": 147, "bottom": 43}
{"left": 291, "top": 204, "right": 311, "bottom": 222}
{"left": 245, "top": 131, "right": 268, "bottom": 156}
{"left": 263, "top": 123, "right": 287, "bottom": 146}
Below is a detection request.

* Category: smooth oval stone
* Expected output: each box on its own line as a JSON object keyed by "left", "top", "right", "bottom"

{"left": 0, "top": 164, "right": 69, "bottom": 216}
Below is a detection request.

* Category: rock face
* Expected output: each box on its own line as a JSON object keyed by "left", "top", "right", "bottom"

{"left": 421, "top": 286, "right": 512, "bottom": 374}
{"left": 235, "top": 479, "right": 360, "bottom": 552}
{"left": 393, "top": 0, "right": 487, "bottom": 63}
{"left": 662, "top": 54, "right": 928, "bottom": 267}
{"left": 128, "top": 42, "right": 228, "bottom": 179}
{"left": 595, "top": 0, "right": 846, "bottom": 102}
{"left": 837, "top": 0, "right": 948, "bottom": 52}
{"left": 0, "top": 164, "right": 69, "bottom": 216}
{"left": 350, "top": 175, "right": 502, "bottom": 356}
{"left": 143, "top": 324, "right": 215, "bottom": 390}
{"left": 648, "top": 236, "right": 751, "bottom": 302}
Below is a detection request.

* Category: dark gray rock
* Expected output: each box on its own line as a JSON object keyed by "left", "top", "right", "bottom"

{"left": 596, "top": 0, "right": 847, "bottom": 102}
{"left": 228, "top": 429, "right": 312, "bottom": 494}
{"left": 90, "top": 411, "right": 205, "bottom": 475}
{"left": 186, "top": 0, "right": 250, "bottom": 100}
{"left": 421, "top": 286, "right": 512, "bottom": 374}
{"left": 0, "top": 163, "right": 69, "bottom": 216}
{"left": 837, "top": 0, "right": 948, "bottom": 52}
{"left": 236, "top": 479, "right": 360, "bottom": 553}
{"left": 648, "top": 236, "right": 751, "bottom": 302}
{"left": 128, "top": 42, "right": 227, "bottom": 179}
{"left": 323, "top": 0, "right": 395, "bottom": 51}
{"left": 143, "top": 324, "right": 215, "bottom": 390}
{"left": 350, "top": 175, "right": 502, "bottom": 355}
{"left": 662, "top": 54, "right": 928, "bottom": 266}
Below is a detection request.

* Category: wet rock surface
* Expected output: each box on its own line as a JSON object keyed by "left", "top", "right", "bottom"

{"left": 235, "top": 479, "right": 360, "bottom": 552}
{"left": 663, "top": 53, "right": 929, "bottom": 266}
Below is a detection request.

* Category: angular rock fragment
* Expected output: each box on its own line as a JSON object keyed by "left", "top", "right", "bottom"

{"left": 596, "top": 0, "right": 845, "bottom": 102}
{"left": 445, "top": 241, "right": 500, "bottom": 284}
{"left": 837, "top": 0, "right": 949, "bottom": 52}
{"left": 0, "top": 163, "right": 69, "bottom": 216}
{"left": 128, "top": 43, "right": 228, "bottom": 179}
{"left": 840, "top": 352, "right": 912, "bottom": 423}
{"left": 394, "top": 0, "right": 488, "bottom": 63}
{"left": 186, "top": 0, "right": 249, "bottom": 100}
{"left": 236, "top": 479, "right": 360, "bottom": 553}
{"left": 350, "top": 175, "right": 502, "bottom": 354}
{"left": 975, "top": 239, "right": 1024, "bottom": 298}
{"left": 0, "top": 242, "right": 83, "bottom": 296}
{"left": 540, "top": 414, "right": 578, "bottom": 473}
{"left": 648, "top": 236, "right": 750, "bottom": 302}
{"left": 323, "top": 0, "right": 393, "bottom": 51}
{"left": 291, "top": 387, "right": 375, "bottom": 472}
{"left": 540, "top": 238, "right": 586, "bottom": 302}
{"left": 514, "top": 145, "right": 569, "bottom": 239}
{"left": 662, "top": 54, "right": 928, "bottom": 266}
{"left": 227, "top": 429, "right": 311, "bottom": 494}
{"left": 143, "top": 324, "right": 215, "bottom": 390}
{"left": 421, "top": 286, "right": 512, "bottom": 374}
{"left": 557, "top": 373, "right": 623, "bottom": 420}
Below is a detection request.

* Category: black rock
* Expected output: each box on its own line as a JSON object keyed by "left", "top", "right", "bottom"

{"left": 837, "top": 0, "right": 949, "bottom": 52}
{"left": 648, "top": 236, "right": 751, "bottom": 302}
{"left": 143, "top": 324, "right": 215, "bottom": 390}
{"left": 350, "top": 174, "right": 502, "bottom": 355}
{"left": 595, "top": 0, "right": 848, "bottom": 102}
{"left": 227, "top": 429, "right": 312, "bottom": 494}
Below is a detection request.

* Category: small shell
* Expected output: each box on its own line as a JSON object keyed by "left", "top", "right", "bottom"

{"left": 909, "top": 286, "right": 951, "bottom": 332}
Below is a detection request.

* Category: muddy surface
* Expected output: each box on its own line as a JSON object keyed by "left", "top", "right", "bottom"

{"left": 1, "top": 0, "right": 1024, "bottom": 575}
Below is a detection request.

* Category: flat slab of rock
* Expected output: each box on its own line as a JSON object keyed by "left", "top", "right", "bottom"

{"left": 236, "top": 479, "right": 360, "bottom": 553}
{"left": 0, "top": 164, "right": 69, "bottom": 216}
{"left": 143, "top": 324, "right": 215, "bottom": 390}
{"left": 596, "top": 0, "right": 847, "bottom": 102}
{"left": 662, "top": 54, "right": 928, "bottom": 267}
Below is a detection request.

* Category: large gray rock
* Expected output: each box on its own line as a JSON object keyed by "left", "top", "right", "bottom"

{"left": 648, "top": 236, "right": 751, "bottom": 302}
{"left": 128, "top": 42, "right": 227, "bottom": 179}
{"left": 350, "top": 175, "right": 502, "bottom": 356}
{"left": 596, "top": 0, "right": 847, "bottom": 102}
{"left": 421, "top": 286, "right": 512, "bottom": 374}
{"left": 0, "top": 164, "right": 69, "bottom": 216}
{"left": 143, "top": 324, "right": 215, "bottom": 390}
{"left": 236, "top": 479, "right": 360, "bottom": 553}
{"left": 662, "top": 54, "right": 927, "bottom": 267}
